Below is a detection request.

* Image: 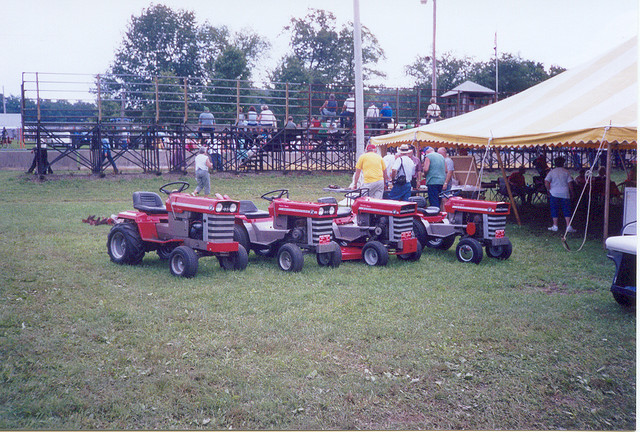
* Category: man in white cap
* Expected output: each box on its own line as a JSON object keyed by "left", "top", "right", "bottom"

{"left": 352, "top": 143, "right": 388, "bottom": 199}
{"left": 388, "top": 143, "right": 416, "bottom": 201}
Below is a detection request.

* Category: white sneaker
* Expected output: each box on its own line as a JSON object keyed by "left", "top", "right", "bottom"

{"left": 566, "top": 226, "right": 577, "bottom": 233}
{"left": 547, "top": 225, "right": 558, "bottom": 232}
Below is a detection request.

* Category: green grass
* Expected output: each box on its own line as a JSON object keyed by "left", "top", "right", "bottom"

{"left": 0, "top": 170, "right": 635, "bottom": 430}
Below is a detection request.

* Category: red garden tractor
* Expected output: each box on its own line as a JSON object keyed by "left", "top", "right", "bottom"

{"left": 323, "top": 189, "right": 422, "bottom": 266}
{"left": 409, "top": 193, "right": 512, "bottom": 264}
{"left": 107, "top": 181, "right": 248, "bottom": 277}
{"left": 233, "top": 189, "right": 342, "bottom": 272}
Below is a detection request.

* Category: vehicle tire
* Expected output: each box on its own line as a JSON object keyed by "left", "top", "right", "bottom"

{"left": 362, "top": 240, "right": 389, "bottom": 266}
{"left": 412, "top": 218, "right": 428, "bottom": 249}
{"left": 455, "top": 237, "right": 483, "bottom": 264}
{"left": 233, "top": 225, "right": 250, "bottom": 254}
{"left": 107, "top": 223, "right": 146, "bottom": 265}
{"left": 277, "top": 243, "right": 305, "bottom": 272}
{"left": 219, "top": 245, "right": 249, "bottom": 271}
{"left": 254, "top": 245, "right": 277, "bottom": 257}
{"left": 316, "top": 241, "right": 342, "bottom": 268}
{"left": 398, "top": 240, "right": 423, "bottom": 261}
{"left": 169, "top": 246, "right": 199, "bottom": 278}
{"left": 485, "top": 239, "right": 513, "bottom": 260}
{"left": 426, "top": 235, "right": 456, "bottom": 250}
{"left": 612, "top": 291, "right": 635, "bottom": 308}
{"left": 157, "top": 242, "right": 178, "bottom": 260}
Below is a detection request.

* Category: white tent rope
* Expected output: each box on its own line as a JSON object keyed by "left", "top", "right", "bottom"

{"left": 562, "top": 126, "right": 611, "bottom": 252}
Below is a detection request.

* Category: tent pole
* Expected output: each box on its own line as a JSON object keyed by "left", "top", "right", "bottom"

{"left": 603, "top": 141, "right": 612, "bottom": 244}
{"left": 494, "top": 147, "right": 521, "bottom": 225}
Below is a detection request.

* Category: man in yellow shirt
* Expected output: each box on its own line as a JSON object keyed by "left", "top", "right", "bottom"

{"left": 351, "top": 143, "right": 388, "bottom": 198}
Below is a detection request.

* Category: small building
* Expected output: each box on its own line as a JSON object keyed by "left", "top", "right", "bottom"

{"left": 441, "top": 81, "right": 495, "bottom": 118}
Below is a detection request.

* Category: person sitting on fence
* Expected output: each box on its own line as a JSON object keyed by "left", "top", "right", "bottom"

{"left": 284, "top": 116, "right": 297, "bottom": 129}
{"left": 258, "top": 105, "right": 277, "bottom": 130}
{"left": 426, "top": 98, "right": 442, "bottom": 124}
{"left": 320, "top": 94, "right": 338, "bottom": 120}
{"left": 198, "top": 106, "right": 215, "bottom": 145}
{"left": 340, "top": 93, "right": 355, "bottom": 128}
{"left": 379, "top": 102, "right": 393, "bottom": 128}
{"left": 246, "top": 106, "right": 258, "bottom": 126}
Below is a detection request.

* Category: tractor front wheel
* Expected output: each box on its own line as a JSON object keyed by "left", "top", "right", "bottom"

{"left": 316, "top": 241, "right": 342, "bottom": 268}
{"left": 455, "top": 238, "right": 483, "bottom": 264}
{"left": 398, "top": 240, "right": 423, "bottom": 261}
{"left": 107, "top": 223, "right": 146, "bottom": 265}
{"left": 277, "top": 243, "right": 304, "bottom": 272}
{"left": 362, "top": 240, "right": 389, "bottom": 266}
{"left": 486, "top": 239, "right": 513, "bottom": 260}
{"left": 169, "top": 246, "right": 199, "bottom": 278}
{"left": 219, "top": 245, "right": 249, "bottom": 271}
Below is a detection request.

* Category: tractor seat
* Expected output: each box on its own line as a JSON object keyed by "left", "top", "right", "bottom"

{"left": 417, "top": 206, "right": 442, "bottom": 217}
{"left": 407, "top": 195, "right": 427, "bottom": 209}
{"left": 133, "top": 191, "right": 168, "bottom": 214}
{"left": 239, "top": 200, "right": 270, "bottom": 219}
{"left": 318, "top": 196, "right": 352, "bottom": 218}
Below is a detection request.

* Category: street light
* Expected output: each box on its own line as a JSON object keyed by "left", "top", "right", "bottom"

{"left": 420, "top": 0, "right": 437, "bottom": 98}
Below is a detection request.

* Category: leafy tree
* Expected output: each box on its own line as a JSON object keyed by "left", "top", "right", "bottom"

{"left": 405, "top": 51, "right": 566, "bottom": 96}
{"left": 280, "top": 8, "right": 386, "bottom": 86}
{"left": 111, "top": 5, "right": 202, "bottom": 80}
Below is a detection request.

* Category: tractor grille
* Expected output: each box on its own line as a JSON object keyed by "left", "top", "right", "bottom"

{"left": 391, "top": 216, "right": 414, "bottom": 241}
{"left": 311, "top": 218, "right": 334, "bottom": 244}
{"left": 204, "top": 214, "right": 235, "bottom": 243}
{"left": 485, "top": 214, "right": 507, "bottom": 238}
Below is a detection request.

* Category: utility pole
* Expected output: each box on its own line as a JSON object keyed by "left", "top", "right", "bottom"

{"left": 420, "top": 0, "right": 437, "bottom": 98}
{"left": 494, "top": 32, "right": 499, "bottom": 102}
{"left": 353, "top": 0, "right": 365, "bottom": 160}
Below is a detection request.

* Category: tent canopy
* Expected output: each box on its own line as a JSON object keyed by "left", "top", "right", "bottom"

{"left": 371, "top": 37, "right": 637, "bottom": 150}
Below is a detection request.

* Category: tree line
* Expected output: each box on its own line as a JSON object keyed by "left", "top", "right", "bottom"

{"left": 6, "top": 4, "right": 565, "bottom": 118}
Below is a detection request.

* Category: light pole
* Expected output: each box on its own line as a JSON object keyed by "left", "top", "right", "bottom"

{"left": 420, "top": 0, "right": 437, "bottom": 98}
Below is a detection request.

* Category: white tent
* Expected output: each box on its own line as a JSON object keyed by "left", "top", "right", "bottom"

{"left": 372, "top": 37, "right": 637, "bottom": 150}
{"left": 371, "top": 37, "right": 637, "bottom": 235}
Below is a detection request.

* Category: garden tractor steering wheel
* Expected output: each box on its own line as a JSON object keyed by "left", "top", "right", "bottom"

{"left": 261, "top": 189, "right": 289, "bottom": 202}
{"left": 159, "top": 181, "right": 190, "bottom": 195}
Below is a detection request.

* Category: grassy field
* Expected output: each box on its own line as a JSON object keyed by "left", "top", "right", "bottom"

{"left": 0, "top": 170, "right": 635, "bottom": 430}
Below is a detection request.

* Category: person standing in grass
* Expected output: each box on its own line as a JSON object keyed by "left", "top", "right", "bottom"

{"left": 351, "top": 143, "right": 388, "bottom": 199}
{"left": 545, "top": 156, "right": 576, "bottom": 233}
{"left": 422, "top": 146, "right": 446, "bottom": 207}
{"left": 192, "top": 146, "right": 213, "bottom": 197}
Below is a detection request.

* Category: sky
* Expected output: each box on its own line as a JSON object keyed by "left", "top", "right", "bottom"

{"left": 0, "top": 0, "right": 637, "bottom": 98}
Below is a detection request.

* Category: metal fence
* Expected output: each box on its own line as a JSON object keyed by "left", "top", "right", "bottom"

{"left": 20, "top": 72, "right": 634, "bottom": 175}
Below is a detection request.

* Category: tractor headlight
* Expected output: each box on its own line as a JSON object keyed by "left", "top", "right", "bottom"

{"left": 215, "top": 203, "right": 223, "bottom": 212}
{"left": 318, "top": 207, "right": 325, "bottom": 216}
{"left": 229, "top": 203, "right": 237, "bottom": 213}
{"left": 329, "top": 206, "right": 336, "bottom": 215}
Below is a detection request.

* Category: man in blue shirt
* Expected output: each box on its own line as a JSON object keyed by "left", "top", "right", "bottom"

{"left": 198, "top": 106, "right": 215, "bottom": 145}
{"left": 380, "top": 102, "right": 393, "bottom": 127}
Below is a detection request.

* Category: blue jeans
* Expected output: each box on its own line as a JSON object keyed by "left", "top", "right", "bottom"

{"left": 388, "top": 182, "right": 412, "bottom": 201}
{"left": 549, "top": 195, "right": 571, "bottom": 218}
{"left": 427, "top": 184, "right": 443, "bottom": 207}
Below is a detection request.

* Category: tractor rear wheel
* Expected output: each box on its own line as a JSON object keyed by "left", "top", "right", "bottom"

{"left": 219, "top": 245, "right": 249, "bottom": 271}
{"left": 426, "top": 235, "right": 456, "bottom": 250}
{"left": 157, "top": 242, "right": 178, "bottom": 260}
{"left": 486, "top": 239, "right": 513, "bottom": 260}
{"left": 455, "top": 237, "right": 483, "bottom": 264}
{"left": 169, "top": 246, "right": 199, "bottom": 278}
{"left": 362, "top": 240, "right": 389, "bottom": 266}
{"left": 107, "top": 223, "right": 146, "bottom": 265}
{"left": 316, "top": 241, "right": 342, "bottom": 268}
{"left": 277, "top": 243, "right": 304, "bottom": 272}
{"left": 412, "top": 218, "right": 427, "bottom": 249}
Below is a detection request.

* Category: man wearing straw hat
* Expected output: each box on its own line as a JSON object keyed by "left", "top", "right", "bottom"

{"left": 388, "top": 143, "right": 416, "bottom": 201}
